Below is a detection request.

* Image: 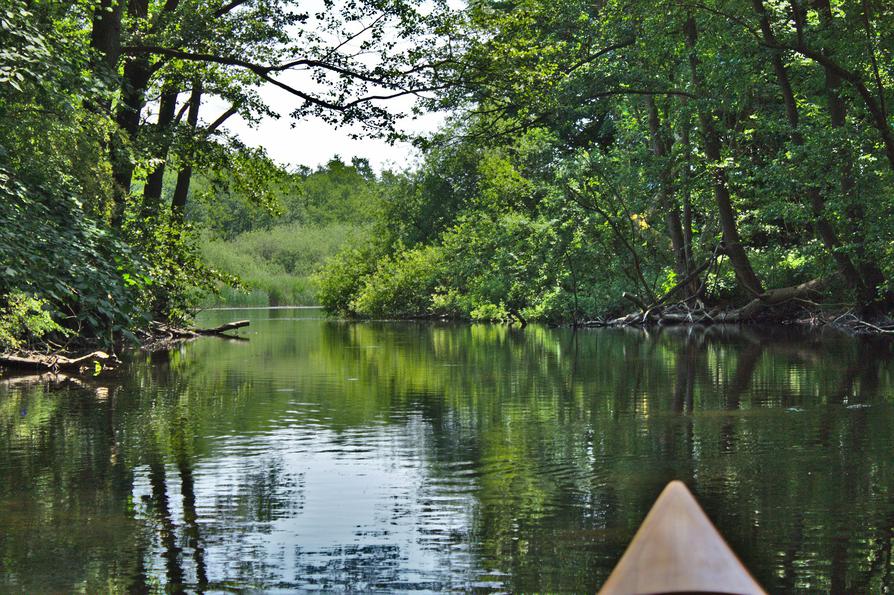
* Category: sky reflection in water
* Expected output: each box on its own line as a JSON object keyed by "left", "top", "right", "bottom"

{"left": 1, "top": 308, "right": 893, "bottom": 592}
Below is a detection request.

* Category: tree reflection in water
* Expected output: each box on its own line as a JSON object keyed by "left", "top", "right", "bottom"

{"left": 1, "top": 312, "right": 893, "bottom": 592}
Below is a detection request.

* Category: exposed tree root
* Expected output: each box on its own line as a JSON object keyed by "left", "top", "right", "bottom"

{"left": 576, "top": 277, "right": 894, "bottom": 335}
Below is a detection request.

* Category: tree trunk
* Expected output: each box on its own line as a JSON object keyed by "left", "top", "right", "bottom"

{"left": 110, "top": 0, "right": 152, "bottom": 228}
{"left": 141, "top": 85, "right": 179, "bottom": 218}
{"left": 89, "top": 0, "right": 121, "bottom": 75}
{"left": 679, "top": 113, "right": 695, "bottom": 270}
{"left": 807, "top": 0, "right": 887, "bottom": 304}
{"left": 753, "top": 0, "right": 866, "bottom": 299}
{"left": 171, "top": 81, "right": 202, "bottom": 219}
{"left": 645, "top": 97, "right": 694, "bottom": 288}
{"left": 684, "top": 15, "right": 763, "bottom": 296}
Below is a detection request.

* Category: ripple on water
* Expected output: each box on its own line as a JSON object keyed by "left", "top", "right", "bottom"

{"left": 4, "top": 315, "right": 894, "bottom": 593}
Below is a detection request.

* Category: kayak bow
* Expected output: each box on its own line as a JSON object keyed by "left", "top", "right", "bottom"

{"left": 599, "top": 480, "right": 765, "bottom": 594}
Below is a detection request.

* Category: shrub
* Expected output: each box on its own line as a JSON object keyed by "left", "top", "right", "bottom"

{"left": 0, "top": 166, "right": 148, "bottom": 344}
{"left": 0, "top": 292, "right": 70, "bottom": 350}
{"left": 350, "top": 245, "right": 444, "bottom": 318}
{"left": 201, "top": 223, "right": 366, "bottom": 307}
{"left": 315, "top": 245, "right": 381, "bottom": 314}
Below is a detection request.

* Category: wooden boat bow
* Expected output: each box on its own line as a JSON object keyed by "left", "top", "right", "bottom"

{"left": 599, "top": 480, "right": 766, "bottom": 594}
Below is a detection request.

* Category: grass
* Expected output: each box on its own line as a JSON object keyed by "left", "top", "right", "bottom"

{"left": 200, "top": 222, "right": 368, "bottom": 307}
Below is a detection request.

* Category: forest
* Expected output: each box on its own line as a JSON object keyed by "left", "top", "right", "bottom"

{"left": 2, "top": 0, "right": 894, "bottom": 350}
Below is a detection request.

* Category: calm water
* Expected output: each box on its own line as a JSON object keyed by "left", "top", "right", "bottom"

{"left": 1, "top": 309, "right": 894, "bottom": 592}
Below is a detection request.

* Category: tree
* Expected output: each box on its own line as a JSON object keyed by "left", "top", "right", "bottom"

{"left": 320, "top": 0, "right": 894, "bottom": 321}
{"left": 87, "top": 0, "right": 453, "bottom": 226}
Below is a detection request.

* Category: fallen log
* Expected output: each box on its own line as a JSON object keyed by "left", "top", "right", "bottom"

{"left": 149, "top": 321, "right": 197, "bottom": 338}
{"left": 148, "top": 319, "right": 249, "bottom": 338}
{"left": 609, "top": 312, "right": 644, "bottom": 326}
{"left": 195, "top": 320, "right": 250, "bottom": 335}
{"left": 0, "top": 350, "right": 111, "bottom": 371}
{"left": 141, "top": 319, "right": 251, "bottom": 351}
{"left": 713, "top": 278, "right": 827, "bottom": 323}
{"left": 657, "top": 311, "right": 712, "bottom": 325}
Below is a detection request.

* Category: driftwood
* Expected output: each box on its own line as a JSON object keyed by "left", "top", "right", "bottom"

{"left": 588, "top": 279, "right": 828, "bottom": 329}
{"left": 195, "top": 320, "right": 250, "bottom": 335}
{"left": 150, "top": 319, "right": 249, "bottom": 337}
{"left": 829, "top": 312, "right": 894, "bottom": 335}
{"left": 573, "top": 245, "right": 892, "bottom": 334}
{"left": 595, "top": 274, "right": 894, "bottom": 336}
{"left": 712, "top": 278, "right": 827, "bottom": 323}
{"left": 0, "top": 350, "right": 111, "bottom": 371}
{"left": 142, "top": 319, "right": 250, "bottom": 351}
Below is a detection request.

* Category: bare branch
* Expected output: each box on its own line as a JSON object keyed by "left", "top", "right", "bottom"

{"left": 565, "top": 39, "right": 635, "bottom": 75}
{"left": 121, "top": 45, "right": 447, "bottom": 112}
{"left": 321, "top": 13, "right": 388, "bottom": 63}
{"left": 203, "top": 105, "right": 239, "bottom": 134}
{"left": 214, "top": 0, "right": 250, "bottom": 17}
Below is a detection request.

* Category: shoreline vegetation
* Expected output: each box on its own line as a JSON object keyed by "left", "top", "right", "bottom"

{"left": 3, "top": 1, "right": 894, "bottom": 361}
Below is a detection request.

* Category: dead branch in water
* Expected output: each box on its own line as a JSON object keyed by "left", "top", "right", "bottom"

{"left": 141, "top": 320, "right": 251, "bottom": 351}
{"left": 0, "top": 350, "right": 112, "bottom": 372}
{"left": 196, "top": 320, "right": 250, "bottom": 335}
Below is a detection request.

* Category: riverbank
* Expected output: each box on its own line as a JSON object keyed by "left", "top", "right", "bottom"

{"left": 0, "top": 319, "right": 252, "bottom": 377}
{"left": 574, "top": 304, "right": 894, "bottom": 335}
{"left": 3, "top": 302, "right": 891, "bottom": 382}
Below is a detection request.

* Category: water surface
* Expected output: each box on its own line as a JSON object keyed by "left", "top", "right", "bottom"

{"left": 1, "top": 308, "right": 893, "bottom": 592}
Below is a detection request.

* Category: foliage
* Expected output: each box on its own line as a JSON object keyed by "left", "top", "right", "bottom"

{"left": 0, "top": 0, "right": 449, "bottom": 347}
{"left": 316, "top": 246, "right": 381, "bottom": 315}
{"left": 125, "top": 215, "right": 235, "bottom": 321}
{"left": 189, "top": 157, "right": 385, "bottom": 239}
{"left": 0, "top": 167, "right": 145, "bottom": 343}
{"left": 192, "top": 157, "right": 389, "bottom": 307}
{"left": 202, "top": 222, "right": 367, "bottom": 306}
{"left": 0, "top": 292, "right": 69, "bottom": 350}
{"left": 320, "top": 0, "right": 894, "bottom": 321}
{"left": 350, "top": 244, "right": 444, "bottom": 318}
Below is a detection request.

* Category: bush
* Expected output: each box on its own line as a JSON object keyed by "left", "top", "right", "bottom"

{"left": 434, "top": 213, "right": 555, "bottom": 319}
{"left": 0, "top": 292, "right": 70, "bottom": 350}
{"left": 0, "top": 167, "right": 149, "bottom": 344}
{"left": 201, "top": 223, "right": 366, "bottom": 306}
{"left": 317, "top": 210, "right": 633, "bottom": 322}
{"left": 350, "top": 245, "right": 444, "bottom": 318}
{"left": 315, "top": 245, "right": 380, "bottom": 314}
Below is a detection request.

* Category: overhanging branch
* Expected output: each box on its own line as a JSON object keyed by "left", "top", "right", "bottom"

{"left": 121, "top": 45, "right": 448, "bottom": 112}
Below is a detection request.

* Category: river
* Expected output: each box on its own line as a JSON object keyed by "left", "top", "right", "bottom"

{"left": 1, "top": 308, "right": 893, "bottom": 592}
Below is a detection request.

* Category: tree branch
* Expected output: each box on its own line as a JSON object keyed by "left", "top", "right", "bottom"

{"left": 203, "top": 105, "right": 238, "bottom": 134}
{"left": 121, "top": 45, "right": 446, "bottom": 112}
{"left": 214, "top": 0, "right": 250, "bottom": 17}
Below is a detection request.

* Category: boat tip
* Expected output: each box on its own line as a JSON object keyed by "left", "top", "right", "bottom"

{"left": 599, "top": 480, "right": 766, "bottom": 595}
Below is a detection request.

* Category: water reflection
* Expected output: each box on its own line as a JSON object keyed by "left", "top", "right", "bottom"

{"left": 1, "top": 311, "right": 894, "bottom": 591}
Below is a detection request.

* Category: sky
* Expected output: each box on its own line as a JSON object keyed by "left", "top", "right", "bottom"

{"left": 185, "top": 0, "right": 456, "bottom": 174}
{"left": 218, "top": 90, "right": 446, "bottom": 173}
{"left": 220, "top": 107, "right": 441, "bottom": 173}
